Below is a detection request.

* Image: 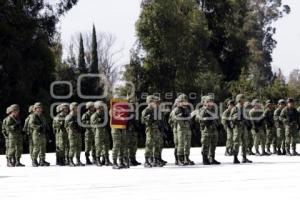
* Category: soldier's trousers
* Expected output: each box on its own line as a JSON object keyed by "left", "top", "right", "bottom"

{"left": 266, "top": 127, "right": 276, "bottom": 149}
{"left": 127, "top": 130, "right": 138, "bottom": 157}
{"left": 28, "top": 133, "right": 33, "bottom": 159}
{"left": 285, "top": 125, "right": 299, "bottom": 150}
{"left": 68, "top": 133, "right": 82, "bottom": 159}
{"left": 276, "top": 127, "right": 285, "bottom": 150}
{"left": 8, "top": 134, "right": 23, "bottom": 159}
{"left": 177, "top": 128, "right": 192, "bottom": 156}
{"left": 252, "top": 128, "right": 266, "bottom": 152}
{"left": 144, "top": 127, "right": 161, "bottom": 158}
{"left": 232, "top": 125, "right": 248, "bottom": 156}
{"left": 85, "top": 131, "right": 95, "bottom": 157}
{"left": 158, "top": 133, "right": 164, "bottom": 157}
{"left": 5, "top": 137, "right": 9, "bottom": 158}
{"left": 173, "top": 127, "right": 178, "bottom": 150}
{"left": 56, "top": 132, "right": 68, "bottom": 160}
{"left": 95, "top": 129, "right": 105, "bottom": 158}
{"left": 102, "top": 130, "right": 111, "bottom": 156}
{"left": 201, "top": 127, "right": 218, "bottom": 158}
{"left": 225, "top": 127, "right": 233, "bottom": 151}
{"left": 112, "top": 129, "right": 125, "bottom": 160}
{"left": 32, "top": 132, "right": 46, "bottom": 160}
{"left": 247, "top": 129, "right": 253, "bottom": 151}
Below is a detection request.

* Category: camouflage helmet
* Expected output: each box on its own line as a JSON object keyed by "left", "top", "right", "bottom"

{"left": 265, "top": 100, "right": 273, "bottom": 107}
{"left": 6, "top": 106, "right": 12, "bottom": 114}
{"left": 236, "top": 94, "right": 245, "bottom": 103}
{"left": 86, "top": 101, "right": 94, "bottom": 109}
{"left": 94, "top": 101, "right": 105, "bottom": 109}
{"left": 278, "top": 99, "right": 286, "bottom": 105}
{"left": 28, "top": 105, "right": 34, "bottom": 113}
{"left": 33, "top": 102, "right": 43, "bottom": 110}
{"left": 251, "top": 99, "right": 260, "bottom": 106}
{"left": 177, "top": 94, "right": 188, "bottom": 102}
{"left": 227, "top": 99, "right": 235, "bottom": 106}
{"left": 60, "top": 103, "right": 69, "bottom": 111}
{"left": 10, "top": 104, "right": 20, "bottom": 112}
{"left": 287, "top": 98, "right": 294, "bottom": 103}
{"left": 205, "top": 95, "right": 214, "bottom": 103}
{"left": 69, "top": 102, "right": 78, "bottom": 110}
{"left": 56, "top": 105, "right": 61, "bottom": 113}
{"left": 146, "top": 95, "right": 156, "bottom": 104}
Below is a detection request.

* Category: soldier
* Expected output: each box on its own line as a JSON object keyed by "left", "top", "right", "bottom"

{"left": 280, "top": 98, "right": 300, "bottom": 156}
{"left": 244, "top": 101, "right": 254, "bottom": 155}
{"left": 101, "top": 101, "right": 113, "bottom": 166}
{"left": 274, "top": 99, "right": 286, "bottom": 155}
{"left": 230, "top": 94, "right": 252, "bottom": 164}
{"left": 222, "top": 100, "right": 235, "bottom": 156}
{"left": 264, "top": 100, "right": 277, "bottom": 154}
{"left": 142, "top": 95, "right": 164, "bottom": 168}
{"left": 196, "top": 95, "right": 220, "bottom": 165}
{"left": 23, "top": 105, "right": 33, "bottom": 160}
{"left": 29, "top": 102, "right": 50, "bottom": 167}
{"left": 169, "top": 98, "right": 180, "bottom": 164}
{"left": 53, "top": 103, "right": 69, "bottom": 166}
{"left": 3, "top": 105, "right": 24, "bottom": 167}
{"left": 249, "top": 99, "right": 269, "bottom": 156}
{"left": 173, "top": 94, "right": 194, "bottom": 166}
{"left": 65, "top": 102, "right": 85, "bottom": 166}
{"left": 82, "top": 102, "right": 96, "bottom": 165}
{"left": 2, "top": 107, "right": 11, "bottom": 166}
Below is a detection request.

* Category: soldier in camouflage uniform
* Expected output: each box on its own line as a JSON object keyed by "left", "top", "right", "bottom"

{"left": 173, "top": 94, "right": 194, "bottom": 166}
{"left": 29, "top": 103, "right": 50, "bottom": 167}
{"left": 222, "top": 100, "right": 235, "bottom": 156}
{"left": 142, "top": 95, "right": 164, "bottom": 168}
{"left": 274, "top": 99, "right": 286, "bottom": 155}
{"left": 280, "top": 98, "right": 300, "bottom": 156}
{"left": 196, "top": 95, "right": 220, "bottom": 165}
{"left": 23, "top": 105, "right": 33, "bottom": 160}
{"left": 53, "top": 103, "right": 69, "bottom": 166}
{"left": 65, "top": 102, "right": 85, "bottom": 166}
{"left": 82, "top": 102, "right": 96, "bottom": 165}
{"left": 2, "top": 107, "right": 11, "bottom": 166}
{"left": 244, "top": 101, "right": 254, "bottom": 155}
{"left": 169, "top": 98, "right": 180, "bottom": 164}
{"left": 264, "top": 100, "right": 277, "bottom": 154}
{"left": 230, "top": 94, "right": 252, "bottom": 164}
{"left": 249, "top": 99, "right": 269, "bottom": 156}
{"left": 3, "top": 105, "right": 24, "bottom": 167}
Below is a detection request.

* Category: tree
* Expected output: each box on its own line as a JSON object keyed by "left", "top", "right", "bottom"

{"left": 78, "top": 34, "right": 87, "bottom": 73}
{"left": 90, "top": 25, "right": 99, "bottom": 74}
{"left": 287, "top": 69, "right": 300, "bottom": 99}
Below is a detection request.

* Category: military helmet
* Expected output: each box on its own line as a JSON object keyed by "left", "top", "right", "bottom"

{"left": 236, "top": 94, "right": 245, "bottom": 103}
{"left": 86, "top": 101, "right": 94, "bottom": 109}
{"left": 69, "top": 102, "right": 78, "bottom": 110}
{"left": 177, "top": 94, "right": 188, "bottom": 102}
{"left": 227, "top": 100, "right": 235, "bottom": 106}
{"left": 33, "top": 102, "right": 43, "bottom": 110}
{"left": 265, "top": 100, "right": 273, "bottom": 107}
{"left": 10, "top": 104, "right": 20, "bottom": 112}
{"left": 278, "top": 99, "right": 286, "bottom": 105}
{"left": 28, "top": 105, "right": 34, "bottom": 113}
{"left": 201, "top": 96, "right": 207, "bottom": 104}
{"left": 94, "top": 101, "right": 105, "bottom": 109}
{"left": 56, "top": 105, "right": 61, "bottom": 113}
{"left": 205, "top": 95, "right": 214, "bottom": 103}
{"left": 60, "top": 103, "right": 69, "bottom": 111}
{"left": 287, "top": 98, "right": 294, "bottom": 103}
{"left": 146, "top": 95, "right": 156, "bottom": 104}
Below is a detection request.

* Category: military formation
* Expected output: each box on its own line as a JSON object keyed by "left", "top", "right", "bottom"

{"left": 1, "top": 94, "right": 300, "bottom": 169}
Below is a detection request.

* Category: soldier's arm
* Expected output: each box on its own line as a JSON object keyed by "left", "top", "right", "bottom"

{"left": 230, "top": 107, "right": 238, "bottom": 122}
{"left": 29, "top": 115, "right": 43, "bottom": 131}
{"left": 5, "top": 117, "right": 19, "bottom": 131}
{"left": 1, "top": 119, "right": 7, "bottom": 137}
{"left": 279, "top": 109, "right": 288, "bottom": 124}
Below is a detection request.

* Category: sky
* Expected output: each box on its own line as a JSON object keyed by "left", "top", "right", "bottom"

{"left": 59, "top": 0, "right": 300, "bottom": 77}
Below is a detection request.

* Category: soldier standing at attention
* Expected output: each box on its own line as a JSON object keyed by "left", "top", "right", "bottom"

{"left": 249, "top": 99, "right": 269, "bottom": 156}
{"left": 23, "top": 105, "right": 33, "bottom": 161}
{"left": 264, "top": 100, "right": 277, "bottom": 154}
{"left": 173, "top": 94, "right": 194, "bottom": 166}
{"left": 196, "top": 95, "right": 220, "bottom": 165}
{"left": 169, "top": 98, "right": 180, "bottom": 165}
{"left": 244, "top": 102, "right": 254, "bottom": 155}
{"left": 222, "top": 100, "right": 235, "bottom": 156}
{"left": 3, "top": 104, "right": 24, "bottom": 167}
{"left": 2, "top": 107, "right": 11, "bottom": 166}
{"left": 274, "top": 99, "right": 286, "bottom": 155}
{"left": 65, "top": 102, "right": 85, "bottom": 166}
{"left": 142, "top": 95, "right": 164, "bottom": 168}
{"left": 230, "top": 94, "right": 253, "bottom": 164}
{"left": 29, "top": 102, "right": 50, "bottom": 167}
{"left": 82, "top": 102, "right": 96, "bottom": 165}
{"left": 280, "top": 98, "right": 300, "bottom": 156}
{"left": 53, "top": 103, "right": 69, "bottom": 166}
{"left": 101, "top": 101, "right": 113, "bottom": 166}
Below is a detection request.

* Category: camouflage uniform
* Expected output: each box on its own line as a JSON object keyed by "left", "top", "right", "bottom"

{"left": 274, "top": 99, "right": 286, "bottom": 155}
{"left": 23, "top": 106, "right": 33, "bottom": 160}
{"left": 222, "top": 100, "right": 234, "bottom": 156}
{"left": 65, "top": 102, "right": 85, "bottom": 166}
{"left": 82, "top": 102, "right": 95, "bottom": 165}
{"left": 101, "top": 124, "right": 112, "bottom": 165}
{"left": 280, "top": 99, "right": 300, "bottom": 155}
{"left": 264, "top": 101, "right": 277, "bottom": 154}
{"left": 169, "top": 100, "right": 179, "bottom": 164}
{"left": 244, "top": 102, "right": 254, "bottom": 155}
{"left": 2, "top": 111, "right": 10, "bottom": 166}
{"left": 230, "top": 94, "right": 252, "bottom": 164}
{"left": 111, "top": 128, "right": 127, "bottom": 169}
{"left": 126, "top": 114, "right": 141, "bottom": 166}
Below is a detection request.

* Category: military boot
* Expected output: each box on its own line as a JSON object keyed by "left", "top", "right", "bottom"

{"left": 248, "top": 148, "right": 255, "bottom": 155}
{"left": 177, "top": 155, "right": 186, "bottom": 166}
{"left": 174, "top": 149, "right": 179, "bottom": 165}
{"left": 69, "top": 158, "right": 76, "bottom": 167}
{"left": 261, "top": 150, "right": 270, "bottom": 156}
{"left": 272, "top": 146, "right": 277, "bottom": 154}
{"left": 65, "top": 157, "right": 70, "bottom": 165}
{"left": 144, "top": 157, "right": 152, "bottom": 168}
{"left": 184, "top": 155, "right": 195, "bottom": 165}
{"left": 123, "top": 157, "right": 130, "bottom": 168}
{"left": 233, "top": 155, "right": 240, "bottom": 164}
{"left": 76, "top": 158, "right": 85, "bottom": 166}
{"left": 85, "top": 155, "right": 92, "bottom": 165}
{"left": 32, "top": 159, "right": 39, "bottom": 167}
{"left": 101, "top": 155, "right": 106, "bottom": 165}
{"left": 56, "top": 153, "right": 59, "bottom": 165}
{"left": 209, "top": 156, "right": 221, "bottom": 165}
{"left": 7, "top": 158, "right": 14, "bottom": 167}
{"left": 255, "top": 149, "right": 261, "bottom": 156}
{"left": 159, "top": 156, "right": 167, "bottom": 165}
{"left": 15, "top": 158, "right": 25, "bottom": 167}
{"left": 266, "top": 146, "right": 272, "bottom": 155}
{"left": 277, "top": 149, "right": 282, "bottom": 155}
{"left": 96, "top": 157, "right": 102, "bottom": 166}
{"left": 292, "top": 150, "right": 299, "bottom": 156}
{"left": 153, "top": 158, "right": 164, "bottom": 167}
{"left": 150, "top": 157, "right": 154, "bottom": 165}
{"left": 105, "top": 155, "right": 113, "bottom": 166}
{"left": 119, "top": 158, "right": 127, "bottom": 169}
{"left": 202, "top": 154, "right": 210, "bottom": 165}
{"left": 282, "top": 148, "right": 286, "bottom": 155}
{"left": 40, "top": 159, "right": 50, "bottom": 167}
{"left": 242, "top": 156, "right": 252, "bottom": 163}
{"left": 112, "top": 159, "right": 121, "bottom": 169}
{"left": 285, "top": 148, "right": 292, "bottom": 156}
{"left": 130, "top": 156, "right": 141, "bottom": 166}
{"left": 225, "top": 148, "right": 231, "bottom": 156}
{"left": 92, "top": 156, "right": 97, "bottom": 165}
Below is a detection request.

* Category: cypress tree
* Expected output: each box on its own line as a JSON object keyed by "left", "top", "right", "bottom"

{"left": 78, "top": 34, "right": 87, "bottom": 73}
{"left": 90, "top": 25, "right": 99, "bottom": 73}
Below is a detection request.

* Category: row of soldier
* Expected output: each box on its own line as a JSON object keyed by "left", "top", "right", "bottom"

{"left": 1, "top": 93, "right": 300, "bottom": 168}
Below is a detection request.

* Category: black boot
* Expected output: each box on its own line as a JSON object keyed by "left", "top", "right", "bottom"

{"left": 7, "top": 158, "right": 14, "bottom": 167}
{"left": 174, "top": 149, "right": 179, "bottom": 165}
{"left": 40, "top": 159, "right": 50, "bottom": 167}
{"left": 266, "top": 146, "right": 272, "bottom": 155}
{"left": 65, "top": 157, "right": 70, "bottom": 165}
{"left": 56, "top": 153, "right": 59, "bottom": 165}
{"left": 233, "top": 155, "right": 240, "bottom": 164}
{"left": 225, "top": 148, "right": 231, "bottom": 156}
{"left": 105, "top": 155, "right": 113, "bottom": 166}
{"left": 119, "top": 158, "right": 127, "bottom": 169}
{"left": 112, "top": 159, "right": 121, "bottom": 169}
{"left": 15, "top": 158, "right": 25, "bottom": 167}
{"left": 69, "top": 158, "right": 76, "bottom": 167}
{"left": 159, "top": 156, "right": 167, "bottom": 165}
{"left": 92, "top": 156, "right": 97, "bottom": 165}
{"left": 123, "top": 157, "right": 130, "bottom": 168}
{"left": 85, "top": 155, "right": 92, "bottom": 165}
{"left": 272, "top": 146, "right": 277, "bottom": 154}
{"left": 202, "top": 155, "right": 210, "bottom": 165}
{"left": 277, "top": 149, "right": 282, "bottom": 155}
{"left": 76, "top": 158, "right": 85, "bottom": 166}
{"left": 153, "top": 157, "right": 164, "bottom": 167}
{"left": 130, "top": 156, "right": 141, "bottom": 166}
{"left": 144, "top": 157, "right": 152, "bottom": 168}
{"left": 32, "top": 159, "right": 39, "bottom": 167}
{"left": 292, "top": 150, "right": 299, "bottom": 156}
{"left": 255, "top": 149, "right": 261, "bottom": 156}
{"left": 248, "top": 148, "right": 255, "bottom": 155}
{"left": 177, "top": 155, "right": 186, "bottom": 166}
{"left": 101, "top": 155, "right": 106, "bottom": 165}
{"left": 184, "top": 155, "right": 195, "bottom": 165}
{"left": 242, "top": 155, "right": 252, "bottom": 163}
{"left": 282, "top": 148, "right": 286, "bottom": 155}
{"left": 96, "top": 157, "right": 102, "bottom": 166}
{"left": 261, "top": 150, "right": 270, "bottom": 156}
{"left": 286, "top": 148, "right": 292, "bottom": 156}
{"left": 209, "top": 156, "right": 221, "bottom": 165}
